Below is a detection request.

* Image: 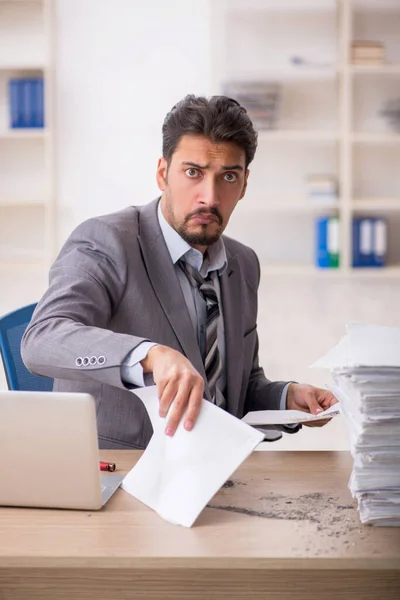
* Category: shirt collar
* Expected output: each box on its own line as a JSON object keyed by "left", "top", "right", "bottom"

{"left": 157, "top": 200, "right": 227, "bottom": 277}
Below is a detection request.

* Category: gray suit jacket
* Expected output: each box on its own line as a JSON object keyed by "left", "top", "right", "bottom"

{"left": 22, "top": 199, "right": 294, "bottom": 449}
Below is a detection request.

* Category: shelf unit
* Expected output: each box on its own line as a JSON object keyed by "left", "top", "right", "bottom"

{"left": 211, "top": 0, "right": 400, "bottom": 276}
{"left": 0, "top": 0, "right": 56, "bottom": 269}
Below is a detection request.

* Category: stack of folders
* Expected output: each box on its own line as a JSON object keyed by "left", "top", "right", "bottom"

{"left": 222, "top": 81, "right": 282, "bottom": 130}
{"left": 8, "top": 78, "right": 44, "bottom": 128}
{"left": 312, "top": 324, "right": 400, "bottom": 526}
{"left": 351, "top": 41, "right": 385, "bottom": 65}
{"left": 307, "top": 175, "right": 338, "bottom": 205}
{"left": 353, "top": 217, "right": 387, "bottom": 268}
{"left": 316, "top": 216, "right": 339, "bottom": 268}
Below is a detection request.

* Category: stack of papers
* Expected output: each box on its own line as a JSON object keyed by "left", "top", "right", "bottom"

{"left": 312, "top": 323, "right": 400, "bottom": 526}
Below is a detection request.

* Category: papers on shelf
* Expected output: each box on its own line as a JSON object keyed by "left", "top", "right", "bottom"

{"left": 241, "top": 403, "right": 340, "bottom": 426}
{"left": 312, "top": 323, "right": 400, "bottom": 527}
{"left": 121, "top": 386, "right": 264, "bottom": 528}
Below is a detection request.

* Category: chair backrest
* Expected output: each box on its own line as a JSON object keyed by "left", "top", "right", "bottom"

{"left": 0, "top": 303, "right": 53, "bottom": 391}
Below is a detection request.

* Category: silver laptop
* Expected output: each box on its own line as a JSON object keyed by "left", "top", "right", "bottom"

{"left": 0, "top": 391, "right": 123, "bottom": 510}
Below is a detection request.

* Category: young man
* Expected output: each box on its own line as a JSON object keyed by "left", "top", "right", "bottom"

{"left": 22, "top": 95, "right": 337, "bottom": 449}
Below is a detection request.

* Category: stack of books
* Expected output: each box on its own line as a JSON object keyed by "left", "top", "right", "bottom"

{"left": 313, "top": 324, "right": 400, "bottom": 527}
{"left": 8, "top": 78, "right": 44, "bottom": 128}
{"left": 352, "top": 217, "right": 387, "bottom": 268}
{"left": 307, "top": 175, "right": 338, "bottom": 205}
{"left": 351, "top": 41, "right": 385, "bottom": 65}
{"left": 223, "top": 81, "right": 282, "bottom": 130}
{"left": 315, "top": 216, "right": 340, "bottom": 269}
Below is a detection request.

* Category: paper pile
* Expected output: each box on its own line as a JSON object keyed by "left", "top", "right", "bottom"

{"left": 312, "top": 323, "right": 400, "bottom": 526}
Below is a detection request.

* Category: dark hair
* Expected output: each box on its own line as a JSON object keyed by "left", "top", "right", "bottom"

{"left": 162, "top": 94, "right": 258, "bottom": 169}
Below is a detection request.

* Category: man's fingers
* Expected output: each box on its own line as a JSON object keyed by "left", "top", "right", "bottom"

{"left": 151, "top": 346, "right": 204, "bottom": 435}
{"left": 165, "top": 383, "right": 193, "bottom": 436}
{"left": 321, "top": 392, "right": 339, "bottom": 409}
{"left": 303, "top": 418, "right": 331, "bottom": 428}
{"left": 305, "top": 392, "right": 323, "bottom": 415}
{"left": 158, "top": 378, "right": 178, "bottom": 418}
{"left": 156, "top": 375, "right": 169, "bottom": 403}
{"left": 183, "top": 380, "right": 204, "bottom": 431}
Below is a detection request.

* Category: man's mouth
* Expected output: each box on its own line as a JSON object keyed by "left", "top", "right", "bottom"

{"left": 190, "top": 214, "right": 219, "bottom": 225}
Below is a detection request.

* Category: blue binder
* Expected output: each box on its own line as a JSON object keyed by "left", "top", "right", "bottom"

{"left": 8, "top": 78, "right": 44, "bottom": 128}
{"left": 316, "top": 216, "right": 330, "bottom": 268}
{"left": 35, "top": 79, "right": 44, "bottom": 128}
{"left": 353, "top": 218, "right": 386, "bottom": 268}
{"left": 353, "top": 218, "right": 372, "bottom": 267}
{"left": 9, "top": 79, "right": 22, "bottom": 128}
{"left": 371, "top": 218, "right": 387, "bottom": 268}
{"left": 22, "top": 79, "right": 33, "bottom": 127}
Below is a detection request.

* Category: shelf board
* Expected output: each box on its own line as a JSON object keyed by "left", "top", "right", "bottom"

{"left": 0, "top": 198, "right": 48, "bottom": 208}
{"left": 351, "top": 133, "right": 400, "bottom": 144}
{"left": 260, "top": 264, "right": 400, "bottom": 278}
{"left": 350, "top": 64, "right": 400, "bottom": 75}
{"left": 349, "top": 266, "right": 400, "bottom": 278}
{"left": 258, "top": 130, "right": 338, "bottom": 142}
{"left": 226, "top": 67, "right": 338, "bottom": 82}
{"left": 352, "top": 198, "right": 400, "bottom": 211}
{"left": 238, "top": 200, "right": 340, "bottom": 213}
{"left": 0, "top": 129, "right": 48, "bottom": 140}
{"left": 260, "top": 264, "right": 341, "bottom": 276}
{"left": 0, "top": 260, "right": 47, "bottom": 269}
{"left": 0, "top": 64, "right": 45, "bottom": 71}
{"left": 352, "top": 0, "right": 400, "bottom": 11}
{"left": 227, "top": 0, "right": 337, "bottom": 12}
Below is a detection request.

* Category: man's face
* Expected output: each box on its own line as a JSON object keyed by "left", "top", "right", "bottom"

{"left": 156, "top": 135, "right": 249, "bottom": 252}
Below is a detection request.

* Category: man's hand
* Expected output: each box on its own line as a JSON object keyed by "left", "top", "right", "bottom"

{"left": 141, "top": 345, "right": 204, "bottom": 436}
{"left": 286, "top": 383, "right": 339, "bottom": 428}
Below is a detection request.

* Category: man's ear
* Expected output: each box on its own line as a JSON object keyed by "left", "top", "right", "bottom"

{"left": 239, "top": 169, "right": 250, "bottom": 200}
{"left": 156, "top": 157, "right": 168, "bottom": 191}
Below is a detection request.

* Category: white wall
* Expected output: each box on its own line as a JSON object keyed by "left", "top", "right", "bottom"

{"left": 55, "top": 0, "right": 212, "bottom": 240}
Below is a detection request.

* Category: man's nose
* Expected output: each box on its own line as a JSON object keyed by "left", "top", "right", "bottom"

{"left": 199, "top": 179, "right": 219, "bottom": 208}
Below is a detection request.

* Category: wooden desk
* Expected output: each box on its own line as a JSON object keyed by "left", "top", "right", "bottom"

{"left": 0, "top": 451, "right": 399, "bottom": 599}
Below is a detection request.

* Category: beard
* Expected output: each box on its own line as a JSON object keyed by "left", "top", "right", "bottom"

{"left": 177, "top": 213, "right": 223, "bottom": 247}
{"left": 164, "top": 192, "right": 224, "bottom": 248}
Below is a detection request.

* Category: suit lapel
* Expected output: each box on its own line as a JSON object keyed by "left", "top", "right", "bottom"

{"left": 220, "top": 253, "right": 244, "bottom": 416}
{"left": 137, "top": 200, "right": 209, "bottom": 395}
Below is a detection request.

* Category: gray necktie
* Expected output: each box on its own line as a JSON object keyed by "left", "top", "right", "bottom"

{"left": 179, "top": 260, "right": 222, "bottom": 403}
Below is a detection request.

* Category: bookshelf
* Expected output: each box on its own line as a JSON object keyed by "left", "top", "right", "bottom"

{"left": 211, "top": 0, "right": 400, "bottom": 277}
{"left": 0, "top": 0, "right": 55, "bottom": 270}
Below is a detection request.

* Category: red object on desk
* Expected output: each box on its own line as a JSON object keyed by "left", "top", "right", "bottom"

{"left": 99, "top": 461, "right": 116, "bottom": 472}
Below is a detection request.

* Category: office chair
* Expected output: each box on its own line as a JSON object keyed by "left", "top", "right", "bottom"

{"left": 0, "top": 303, "right": 53, "bottom": 391}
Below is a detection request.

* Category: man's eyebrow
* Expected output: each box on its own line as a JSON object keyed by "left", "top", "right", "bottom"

{"left": 222, "top": 164, "right": 243, "bottom": 171}
{"left": 181, "top": 161, "right": 244, "bottom": 171}
{"left": 182, "top": 161, "right": 209, "bottom": 169}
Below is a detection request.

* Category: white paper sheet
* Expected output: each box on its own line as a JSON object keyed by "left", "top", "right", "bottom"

{"left": 121, "top": 386, "right": 264, "bottom": 527}
{"left": 310, "top": 323, "right": 400, "bottom": 370}
{"left": 241, "top": 403, "right": 340, "bottom": 426}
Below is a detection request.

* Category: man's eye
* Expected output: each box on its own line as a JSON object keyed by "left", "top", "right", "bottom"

{"left": 224, "top": 172, "right": 238, "bottom": 183}
{"left": 185, "top": 168, "right": 200, "bottom": 178}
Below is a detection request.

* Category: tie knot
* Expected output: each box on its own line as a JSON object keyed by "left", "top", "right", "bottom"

{"left": 179, "top": 260, "right": 217, "bottom": 298}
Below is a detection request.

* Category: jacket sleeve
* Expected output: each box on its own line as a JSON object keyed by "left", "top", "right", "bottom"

{"left": 21, "top": 217, "right": 149, "bottom": 389}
